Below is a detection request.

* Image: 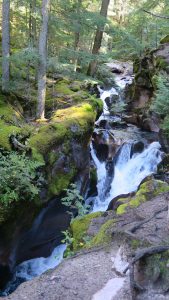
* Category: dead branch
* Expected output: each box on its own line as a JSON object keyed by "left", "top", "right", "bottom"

{"left": 124, "top": 245, "right": 169, "bottom": 298}
{"left": 11, "top": 136, "right": 30, "bottom": 151}
{"left": 124, "top": 245, "right": 169, "bottom": 274}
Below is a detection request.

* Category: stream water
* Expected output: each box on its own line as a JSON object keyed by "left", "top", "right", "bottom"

{"left": 1, "top": 72, "right": 164, "bottom": 296}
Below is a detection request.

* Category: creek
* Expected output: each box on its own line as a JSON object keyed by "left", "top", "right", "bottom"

{"left": 0, "top": 66, "right": 164, "bottom": 296}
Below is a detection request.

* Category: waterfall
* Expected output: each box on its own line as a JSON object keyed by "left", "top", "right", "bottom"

{"left": 89, "top": 80, "right": 164, "bottom": 212}
{"left": 16, "top": 244, "right": 66, "bottom": 280}
{"left": 97, "top": 86, "right": 119, "bottom": 117}
{"left": 92, "top": 141, "right": 163, "bottom": 212}
{"left": 1, "top": 244, "right": 66, "bottom": 296}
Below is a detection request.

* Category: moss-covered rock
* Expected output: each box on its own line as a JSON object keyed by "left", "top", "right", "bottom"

{"left": 0, "top": 93, "right": 23, "bottom": 150}
{"left": 89, "top": 218, "right": 115, "bottom": 247}
{"left": 160, "top": 35, "right": 169, "bottom": 44}
{"left": 28, "top": 103, "right": 100, "bottom": 198}
{"left": 71, "top": 212, "right": 103, "bottom": 251}
{"left": 116, "top": 179, "right": 169, "bottom": 215}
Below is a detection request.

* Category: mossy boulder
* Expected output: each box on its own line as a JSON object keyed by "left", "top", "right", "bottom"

{"left": 160, "top": 35, "right": 169, "bottom": 44}
{"left": 0, "top": 93, "right": 23, "bottom": 150}
{"left": 70, "top": 211, "right": 116, "bottom": 252}
{"left": 45, "top": 79, "right": 103, "bottom": 118}
{"left": 116, "top": 178, "right": 169, "bottom": 215}
{"left": 29, "top": 103, "right": 101, "bottom": 198}
{"left": 71, "top": 212, "right": 103, "bottom": 251}
{"left": 88, "top": 218, "right": 115, "bottom": 247}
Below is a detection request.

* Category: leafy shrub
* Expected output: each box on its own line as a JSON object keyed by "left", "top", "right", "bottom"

{"left": 0, "top": 151, "right": 44, "bottom": 206}
{"left": 61, "top": 183, "right": 90, "bottom": 218}
{"left": 151, "top": 75, "right": 169, "bottom": 116}
{"left": 151, "top": 75, "right": 169, "bottom": 135}
{"left": 110, "top": 101, "right": 127, "bottom": 116}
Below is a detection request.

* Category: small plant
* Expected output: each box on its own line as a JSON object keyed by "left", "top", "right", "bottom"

{"left": 61, "top": 183, "right": 90, "bottom": 218}
{"left": 61, "top": 230, "right": 75, "bottom": 257}
{"left": 110, "top": 101, "right": 127, "bottom": 116}
{"left": 0, "top": 151, "right": 44, "bottom": 206}
{"left": 151, "top": 75, "right": 169, "bottom": 116}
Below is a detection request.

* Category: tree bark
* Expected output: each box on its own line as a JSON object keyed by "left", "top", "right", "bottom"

{"left": 73, "top": 0, "right": 82, "bottom": 72}
{"left": 87, "top": 0, "right": 110, "bottom": 76}
{"left": 37, "top": 0, "right": 50, "bottom": 119}
{"left": 2, "top": 0, "right": 10, "bottom": 92}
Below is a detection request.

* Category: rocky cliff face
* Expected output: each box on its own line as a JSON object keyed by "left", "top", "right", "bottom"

{"left": 124, "top": 38, "right": 169, "bottom": 134}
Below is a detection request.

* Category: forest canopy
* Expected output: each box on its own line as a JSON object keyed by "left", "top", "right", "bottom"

{"left": 0, "top": 0, "right": 169, "bottom": 118}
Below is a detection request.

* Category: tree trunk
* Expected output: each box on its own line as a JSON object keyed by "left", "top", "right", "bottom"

{"left": 37, "top": 0, "right": 50, "bottom": 119}
{"left": 2, "top": 0, "right": 10, "bottom": 92}
{"left": 73, "top": 0, "right": 82, "bottom": 72}
{"left": 87, "top": 0, "right": 110, "bottom": 76}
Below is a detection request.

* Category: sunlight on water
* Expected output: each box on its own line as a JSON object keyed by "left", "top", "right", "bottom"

{"left": 92, "top": 141, "right": 163, "bottom": 212}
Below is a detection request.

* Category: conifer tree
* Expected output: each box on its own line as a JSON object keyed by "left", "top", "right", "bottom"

{"left": 2, "top": 0, "right": 10, "bottom": 92}
{"left": 37, "top": 0, "right": 50, "bottom": 119}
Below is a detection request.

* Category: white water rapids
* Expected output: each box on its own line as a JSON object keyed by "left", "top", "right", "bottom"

{"left": 91, "top": 141, "right": 163, "bottom": 212}
{"left": 91, "top": 83, "right": 163, "bottom": 211}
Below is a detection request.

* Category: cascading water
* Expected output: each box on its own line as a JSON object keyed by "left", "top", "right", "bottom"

{"left": 1, "top": 244, "right": 66, "bottom": 296}
{"left": 89, "top": 76, "right": 164, "bottom": 212}
{"left": 92, "top": 141, "right": 163, "bottom": 212}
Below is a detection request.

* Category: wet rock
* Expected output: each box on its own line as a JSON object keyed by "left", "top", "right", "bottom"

{"left": 92, "top": 130, "right": 117, "bottom": 161}
{"left": 0, "top": 265, "right": 12, "bottom": 290}
{"left": 131, "top": 141, "right": 144, "bottom": 157}
{"left": 123, "top": 114, "right": 140, "bottom": 126}
{"left": 141, "top": 116, "right": 160, "bottom": 133}
{"left": 107, "top": 192, "right": 135, "bottom": 211}
{"left": 15, "top": 199, "right": 72, "bottom": 266}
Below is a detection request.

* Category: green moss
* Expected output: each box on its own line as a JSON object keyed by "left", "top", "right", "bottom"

{"left": 156, "top": 57, "right": 168, "bottom": 70}
{"left": 71, "top": 212, "right": 103, "bottom": 251}
{"left": 29, "top": 103, "right": 96, "bottom": 157}
{"left": 160, "top": 35, "right": 169, "bottom": 44}
{"left": 49, "top": 169, "right": 76, "bottom": 196}
{"left": 145, "top": 252, "right": 169, "bottom": 285}
{"left": 131, "top": 239, "right": 141, "bottom": 250}
{"left": 0, "top": 120, "right": 21, "bottom": 150}
{"left": 55, "top": 82, "right": 74, "bottom": 96}
{"left": 89, "top": 219, "right": 115, "bottom": 247}
{"left": 116, "top": 203, "right": 129, "bottom": 215}
{"left": 117, "top": 179, "right": 169, "bottom": 215}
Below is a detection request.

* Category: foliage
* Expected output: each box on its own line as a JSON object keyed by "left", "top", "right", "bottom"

{"left": 61, "top": 183, "right": 90, "bottom": 218}
{"left": 151, "top": 74, "right": 169, "bottom": 135}
{"left": 95, "top": 64, "right": 115, "bottom": 87}
{"left": 0, "top": 151, "right": 44, "bottom": 206}
{"left": 110, "top": 101, "right": 127, "bottom": 116}
{"left": 151, "top": 75, "right": 169, "bottom": 116}
{"left": 61, "top": 229, "right": 75, "bottom": 257}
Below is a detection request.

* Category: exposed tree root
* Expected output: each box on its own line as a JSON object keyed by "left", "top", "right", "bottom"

{"left": 124, "top": 245, "right": 169, "bottom": 299}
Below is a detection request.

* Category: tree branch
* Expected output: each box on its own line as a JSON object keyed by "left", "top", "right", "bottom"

{"left": 143, "top": 9, "right": 169, "bottom": 19}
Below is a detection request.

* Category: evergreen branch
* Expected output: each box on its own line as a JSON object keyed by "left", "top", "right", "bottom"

{"left": 142, "top": 9, "right": 169, "bottom": 19}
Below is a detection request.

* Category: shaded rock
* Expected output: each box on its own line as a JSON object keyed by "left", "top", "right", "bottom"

{"left": 0, "top": 265, "right": 12, "bottom": 290}
{"left": 107, "top": 192, "right": 135, "bottom": 211}
{"left": 159, "top": 129, "right": 169, "bottom": 152}
{"left": 92, "top": 130, "right": 117, "bottom": 161}
{"left": 131, "top": 141, "right": 144, "bottom": 157}
{"left": 123, "top": 114, "right": 139, "bottom": 126}
{"left": 116, "top": 178, "right": 169, "bottom": 215}
{"left": 15, "top": 199, "right": 72, "bottom": 266}
{"left": 141, "top": 116, "right": 160, "bottom": 133}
